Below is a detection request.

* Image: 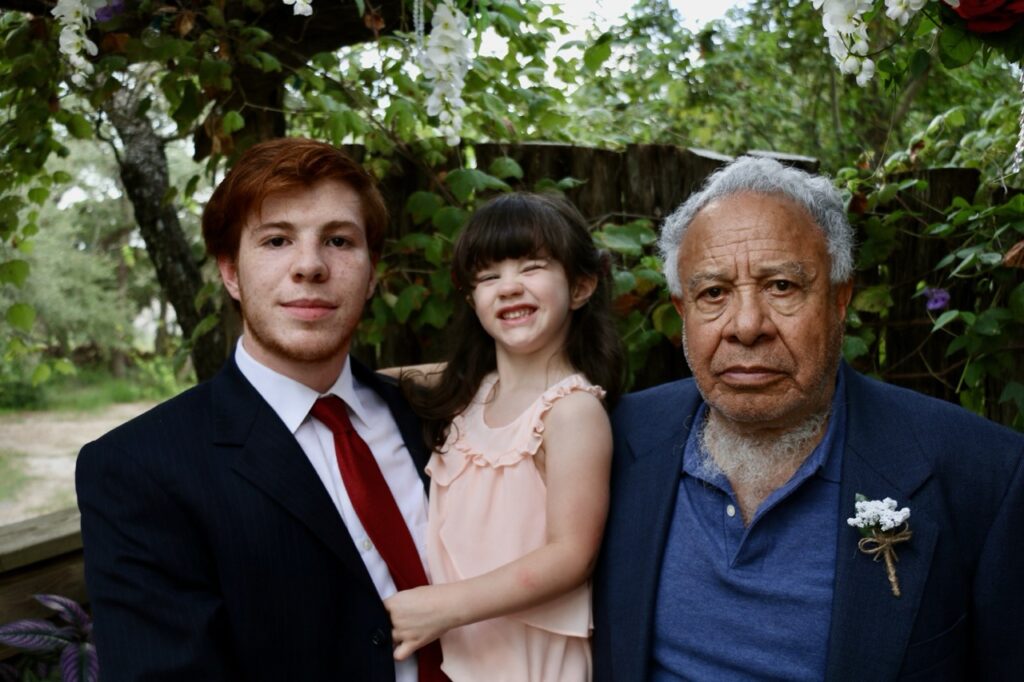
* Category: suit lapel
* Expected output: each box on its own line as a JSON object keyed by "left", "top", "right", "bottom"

{"left": 825, "top": 366, "right": 937, "bottom": 679}
{"left": 211, "top": 360, "right": 377, "bottom": 593}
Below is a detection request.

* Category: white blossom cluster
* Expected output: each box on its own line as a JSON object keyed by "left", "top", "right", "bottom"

{"left": 813, "top": 0, "right": 927, "bottom": 86}
{"left": 283, "top": 0, "right": 313, "bottom": 17}
{"left": 420, "top": 0, "right": 471, "bottom": 146}
{"left": 847, "top": 497, "right": 911, "bottom": 531}
{"left": 51, "top": 0, "right": 107, "bottom": 86}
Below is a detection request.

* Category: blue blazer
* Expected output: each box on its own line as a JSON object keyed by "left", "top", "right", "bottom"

{"left": 593, "top": 364, "right": 1024, "bottom": 681}
{"left": 76, "top": 357, "right": 430, "bottom": 681}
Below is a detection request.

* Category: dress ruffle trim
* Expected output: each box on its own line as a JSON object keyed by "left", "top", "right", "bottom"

{"left": 427, "top": 375, "right": 605, "bottom": 487}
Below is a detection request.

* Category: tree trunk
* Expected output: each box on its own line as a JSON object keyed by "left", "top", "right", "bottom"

{"left": 103, "top": 85, "right": 227, "bottom": 381}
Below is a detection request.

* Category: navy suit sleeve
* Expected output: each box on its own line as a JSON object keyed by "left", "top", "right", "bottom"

{"left": 77, "top": 440, "right": 238, "bottom": 681}
{"left": 973, "top": 441, "right": 1024, "bottom": 678}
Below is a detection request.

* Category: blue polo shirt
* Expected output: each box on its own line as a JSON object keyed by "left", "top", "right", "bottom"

{"left": 650, "top": 372, "right": 846, "bottom": 681}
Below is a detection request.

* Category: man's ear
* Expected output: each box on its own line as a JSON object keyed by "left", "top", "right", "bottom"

{"left": 570, "top": 275, "right": 598, "bottom": 310}
{"left": 671, "top": 294, "right": 686, "bottom": 321}
{"left": 365, "top": 266, "right": 379, "bottom": 302}
{"left": 217, "top": 255, "right": 241, "bottom": 302}
{"left": 834, "top": 279, "right": 854, "bottom": 321}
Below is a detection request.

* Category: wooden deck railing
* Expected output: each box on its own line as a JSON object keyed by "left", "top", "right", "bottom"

{"left": 0, "top": 507, "right": 85, "bottom": 661}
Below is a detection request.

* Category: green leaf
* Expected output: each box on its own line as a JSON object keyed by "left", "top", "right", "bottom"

{"left": 972, "top": 309, "right": 1006, "bottom": 336}
{"left": 909, "top": 49, "right": 930, "bottom": 79}
{"left": 556, "top": 176, "right": 586, "bottom": 191}
{"left": 394, "top": 284, "right": 428, "bottom": 324}
{"left": 651, "top": 302, "right": 681, "bottom": 339}
{"left": 189, "top": 313, "right": 220, "bottom": 343}
{"left": 425, "top": 235, "right": 445, "bottom": 266}
{"left": 52, "top": 358, "right": 76, "bottom": 376}
{"left": 405, "top": 191, "right": 445, "bottom": 224}
{"left": 0, "top": 259, "right": 30, "bottom": 286}
{"left": 445, "top": 169, "right": 510, "bottom": 203}
{"left": 999, "top": 382, "right": 1024, "bottom": 410}
{"left": 221, "top": 110, "right": 245, "bottom": 135}
{"left": 31, "top": 363, "right": 51, "bottom": 386}
{"left": 26, "top": 187, "right": 48, "bottom": 205}
{"left": 419, "top": 296, "right": 453, "bottom": 329}
{"left": 194, "top": 281, "right": 221, "bottom": 313}
{"left": 931, "top": 309, "right": 959, "bottom": 333}
{"left": 51, "top": 171, "right": 73, "bottom": 184}
{"left": 6, "top": 302, "right": 36, "bottom": 331}
{"left": 938, "top": 24, "right": 982, "bottom": 68}
{"left": 488, "top": 156, "right": 524, "bottom": 181}
{"left": 842, "top": 335, "right": 870, "bottom": 362}
{"left": 851, "top": 284, "right": 893, "bottom": 313}
{"left": 65, "top": 113, "right": 93, "bottom": 139}
{"left": 257, "top": 51, "right": 282, "bottom": 73}
{"left": 583, "top": 33, "right": 613, "bottom": 72}
{"left": 432, "top": 206, "right": 469, "bottom": 237}
{"left": 1009, "top": 282, "right": 1024, "bottom": 321}
{"left": 612, "top": 269, "right": 637, "bottom": 297}
{"left": 594, "top": 222, "right": 656, "bottom": 256}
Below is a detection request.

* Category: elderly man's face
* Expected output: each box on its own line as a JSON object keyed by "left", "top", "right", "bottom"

{"left": 672, "top": 192, "right": 853, "bottom": 430}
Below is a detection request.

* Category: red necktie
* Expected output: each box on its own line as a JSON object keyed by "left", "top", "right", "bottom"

{"left": 311, "top": 396, "right": 447, "bottom": 682}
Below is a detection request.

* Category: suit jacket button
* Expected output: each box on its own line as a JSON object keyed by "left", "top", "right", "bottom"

{"left": 371, "top": 628, "right": 388, "bottom": 646}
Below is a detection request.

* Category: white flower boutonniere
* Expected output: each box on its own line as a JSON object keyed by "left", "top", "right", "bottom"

{"left": 847, "top": 493, "right": 912, "bottom": 597}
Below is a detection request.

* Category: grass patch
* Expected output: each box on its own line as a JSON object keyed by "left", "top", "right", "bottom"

{"left": 4, "top": 362, "right": 193, "bottom": 414}
{"left": 0, "top": 450, "right": 29, "bottom": 502}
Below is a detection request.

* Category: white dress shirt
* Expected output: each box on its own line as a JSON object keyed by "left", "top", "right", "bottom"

{"left": 235, "top": 339, "right": 428, "bottom": 682}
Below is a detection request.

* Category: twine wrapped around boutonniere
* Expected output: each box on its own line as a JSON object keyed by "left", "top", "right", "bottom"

{"left": 847, "top": 494, "right": 912, "bottom": 597}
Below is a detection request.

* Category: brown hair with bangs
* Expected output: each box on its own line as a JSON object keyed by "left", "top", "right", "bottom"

{"left": 201, "top": 137, "right": 388, "bottom": 260}
{"left": 404, "top": 192, "right": 625, "bottom": 449}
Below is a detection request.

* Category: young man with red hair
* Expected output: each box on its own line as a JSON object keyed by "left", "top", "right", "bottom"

{"left": 77, "top": 138, "right": 444, "bottom": 681}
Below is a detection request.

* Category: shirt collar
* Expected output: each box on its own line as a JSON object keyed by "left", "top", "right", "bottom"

{"left": 234, "top": 338, "right": 368, "bottom": 433}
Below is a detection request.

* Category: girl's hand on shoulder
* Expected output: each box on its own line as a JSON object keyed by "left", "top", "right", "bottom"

{"left": 383, "top": 584, "right": 461, "bottom": 661}
{"left": 377, "top": 362, "right": 447, "bottom": 385}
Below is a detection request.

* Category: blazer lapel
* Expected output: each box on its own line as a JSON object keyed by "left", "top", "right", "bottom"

{"left": 825, "top": 366, "right": 937, "bottom": 680}
{"left": 212, "top": 360, "right": 377, "bottom": 593}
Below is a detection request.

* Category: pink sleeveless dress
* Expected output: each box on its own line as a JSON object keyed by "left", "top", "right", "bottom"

{"left": 425, "top": 373, "right": 605, "bottom": 682}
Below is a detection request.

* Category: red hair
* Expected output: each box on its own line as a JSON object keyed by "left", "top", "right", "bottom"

{"left": 202, "top": 138, "right": 388, "bottom": 259}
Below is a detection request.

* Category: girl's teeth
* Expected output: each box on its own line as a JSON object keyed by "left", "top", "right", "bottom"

{"left": 502, "top": 309, "right": 531, "bottom": 320}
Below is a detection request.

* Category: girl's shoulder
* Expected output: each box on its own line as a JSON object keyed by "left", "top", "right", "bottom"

{"left": 538, "top": 373, "right": 605, "bottom": 411}
{"left": 538, "top": 374, "right": 609, "bottom": 429}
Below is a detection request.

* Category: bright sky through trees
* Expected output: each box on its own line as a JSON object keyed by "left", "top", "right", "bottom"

{"left": 561, "top": 0, "right": 745, "bottom": 31}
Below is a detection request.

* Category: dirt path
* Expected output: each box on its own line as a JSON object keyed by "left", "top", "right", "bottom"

{"left": 0, "top": 402, "right": 157, "bottom": 526}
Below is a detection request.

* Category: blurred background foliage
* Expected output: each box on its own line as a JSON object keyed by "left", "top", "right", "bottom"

{"left": 0, "top": 0, "right": 1020, "bottom": 426}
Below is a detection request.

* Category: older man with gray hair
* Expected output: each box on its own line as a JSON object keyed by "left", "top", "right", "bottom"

{"left": 593, "top": 156, "right": 1024, "bottom": 681}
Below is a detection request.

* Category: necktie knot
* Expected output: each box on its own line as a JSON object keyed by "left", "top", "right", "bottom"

{"left": 311, "top": 395, "right": 355, "bottom": 435}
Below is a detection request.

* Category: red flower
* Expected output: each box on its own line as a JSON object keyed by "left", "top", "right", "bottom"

{"left": 948, "top": 0, "right": 1024, "bottom": 33}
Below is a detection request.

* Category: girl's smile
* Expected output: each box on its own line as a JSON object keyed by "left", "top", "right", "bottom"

{"left": 471, "top": 257, "right": 584, "bottom": 359}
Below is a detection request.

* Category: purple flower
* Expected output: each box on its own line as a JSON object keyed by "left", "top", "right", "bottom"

{"left": 923, "top": 287, "right": 950, "bottom": 312}
{"left": 96, "top": 0, "right": 126, "bottom": 22}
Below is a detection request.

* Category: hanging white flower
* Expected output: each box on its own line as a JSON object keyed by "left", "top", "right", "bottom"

{"left": 884, "top": 0, "right": 927, "bottom": 26}
{"left": 420, "top": 0, "right": 471, "bottom": 146}
{"left": 815, "top": 0, "right": 929, "bottom": 86}
{"left": 283, "top": 0, "right": 313, "bottom": 17}
{"left": 51, "top": 0, "right": 108, "bottom": 85}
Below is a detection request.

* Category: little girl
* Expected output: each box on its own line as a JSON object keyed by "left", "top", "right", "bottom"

{"left": 383, "top": 192, "right": 624, "bottom": 681}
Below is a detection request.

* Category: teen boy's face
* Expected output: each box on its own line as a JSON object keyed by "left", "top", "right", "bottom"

{"left": 218, "top": 179, "right": 377, "bottom": 388}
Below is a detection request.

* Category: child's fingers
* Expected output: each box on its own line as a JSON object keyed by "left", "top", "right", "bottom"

{"left": 392, "top": 637, "right": 418, "bottom": 661}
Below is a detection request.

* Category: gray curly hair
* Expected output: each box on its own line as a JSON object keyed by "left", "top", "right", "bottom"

{"left": 658, "top": 156, "right": 855, "bottom": 297}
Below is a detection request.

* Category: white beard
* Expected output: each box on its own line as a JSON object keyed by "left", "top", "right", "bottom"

{"left": 697, "top": 406, "right": 830, "bottom": 496}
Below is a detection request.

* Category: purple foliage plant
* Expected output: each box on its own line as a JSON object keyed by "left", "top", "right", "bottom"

{"left": 0, "top": 595, "right": 97, "bottom": 682}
